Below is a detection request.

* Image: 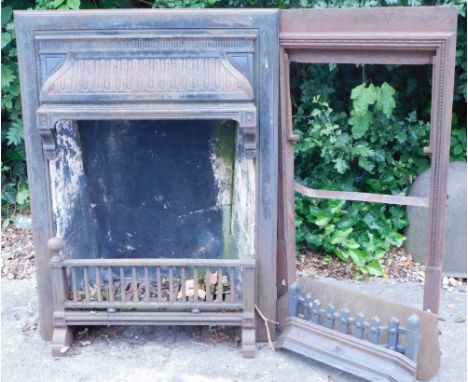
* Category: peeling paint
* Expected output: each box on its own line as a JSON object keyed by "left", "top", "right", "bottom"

{"left": 231, "top": 129, "right": 256, "bottom": 259}
{"left": 50, "top": 121, "right": 86, "bottom": 239}
{"left": 49, "top": 120, "right": 98, "bottom": 259}
{"left": 209, "top": 121, "right": 235, "bottom": 206}
{"left": 49, "top": 119, "right": 254, "bottom": 264}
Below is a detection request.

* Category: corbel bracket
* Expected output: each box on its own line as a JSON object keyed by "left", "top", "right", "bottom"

{"left": 37, "top": 112, "right": 57, "bottom": 160}
{"left": 241, "top": 110, "right": 257, "bottom": 159}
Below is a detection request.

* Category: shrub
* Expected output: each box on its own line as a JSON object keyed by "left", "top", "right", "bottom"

{"left": 294, "top": 78, "right": 431, "bottom": 274}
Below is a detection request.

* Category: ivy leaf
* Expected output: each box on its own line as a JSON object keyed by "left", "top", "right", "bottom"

{"left": 314, "top": 212, "right": 331, "bottom": 227}
{"left": 351, "top": 83, "right": 377, "bottom": 115}
{"left": 375, "top": 82, "right": 396, "bottom": 118}
{"left": 1, "top": 32, "right": 12, "bottom": 49}
{"left": 328, "top": 199, "right": 346, "bottom": 214}
{"left": 53, "top": 0, "right": 65, "bottom": 7}
{"left": 67, "top": 0, "right": 81, "bottom": 9}
{"left": 349, "top": 110, "right": 374, "bottom": 139}
{"left": 1, "top": 6, "right": 12, "bottom": 26}
{"left": 16, "top": 189, "right": 29, "bottom": 206}
{"left": 330, "top": 228, "right": 353, "bottom": 245}
{"left": 363, "top": 213, "right": 380, "bottom": 230}
{"left": 386, "top": 232, "right": 405, "bottom": 247}
{"left": 344, "top": 239, "right": 360, "bottom": 250}
{"left": 348, "top": 249, "right": 366, "bottom": 268}
{"left": 366, "top": 260, "right": 384, "bottom": 276}
{"left": 305, "top": 233, "right": 322, "bottom": 247}
{"left": 335, "top": 249, "right": 349, "bottom": 262}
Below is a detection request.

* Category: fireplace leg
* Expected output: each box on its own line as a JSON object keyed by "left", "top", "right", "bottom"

{"left": 51, "top": 325, "right": 73, "bottom": 357}
{"left": 241, "top": 312, "right": 256, "bottom": 358}
{"left": 49, "top": 238, "right": 73, "bottom": 356}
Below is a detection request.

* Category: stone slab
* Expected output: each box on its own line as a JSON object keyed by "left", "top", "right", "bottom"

{"left": 405, "top": 161, "right": 467, "bottom": 277}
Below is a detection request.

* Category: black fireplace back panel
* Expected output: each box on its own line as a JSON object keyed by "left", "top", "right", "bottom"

{"left": 75, "top": 120, "right": 235, "bottom": 260}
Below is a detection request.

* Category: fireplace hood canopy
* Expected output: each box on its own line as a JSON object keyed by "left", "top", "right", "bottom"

{"left": 35, "top": 24, "right": 261, "bottom": 159}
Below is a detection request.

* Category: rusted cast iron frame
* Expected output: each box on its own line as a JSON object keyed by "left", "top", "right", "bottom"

{"left": 277, "top": 7, "right": 458, "bottom": 315}
{"left": 15, "top": 9, "right": 279, "bottom": 344}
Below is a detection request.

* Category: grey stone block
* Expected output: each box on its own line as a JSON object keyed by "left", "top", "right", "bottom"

{"left": 404, "top": 161, "right": 467, "bottom": 277}
{"left": 13, "top": 215, "right": 32, "bottom": 231}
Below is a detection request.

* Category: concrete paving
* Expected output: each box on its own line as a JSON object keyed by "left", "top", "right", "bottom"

{"left": 1, "top": 277, "right": 466, "bottom": 382}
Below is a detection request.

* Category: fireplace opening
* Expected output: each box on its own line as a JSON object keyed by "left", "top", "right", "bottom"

{"left": 51, "top": 119, "right": 256, "bottom": 263}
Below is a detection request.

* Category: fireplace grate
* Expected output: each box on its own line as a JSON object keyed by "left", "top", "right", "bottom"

{"left": 61, "top": 260, "right": 251, "bottom": 310}
{"left": 48, "top": 237, "right": 256, "bottom": 357}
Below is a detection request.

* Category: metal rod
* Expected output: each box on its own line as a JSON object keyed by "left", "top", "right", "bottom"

{"left": 64, "top": 310, "right": 244, "bottom": 326}
{"left": 71, "top": 267, "right": 78, "bottom": 302}
{"left": 64, "top": 301, "right": 244, "bottom": 310}
{"left": 217, "top": 267, "right": 223, "bottom": 302}
{"left": 181, "top": 267, "right": 186, "bottom": 301}
{"left": 205, "top": 267, "right": 211, "bottom": 302}
{"left": 62, "top": 258, "right": 255, "bottom": 268}
{"left": 120, "top": 267, "right": 125, "bottom": 302}
{"left": 157, "top": 267, "right": 162, "bottom": 303}
{"left": 83, "top": 266, "right": 90, "bottom": 302}
{"left": 132, "top": 266, "right": 138, "bottom": 303}
{"left": 229, "top": 267, "right": 235, "bottom": 303}
{"left": 295, "top": 182, "right": 429, "bottom": 207}
{"left": 169, "top": 267, "right": 174, "bottom": 302}
{"left": 96, "top": 266, "right": 102, "bottom": 302}
{"left": 106, "top": 267, "right": 113, "bottom": 302}
{"left": 193, "top": 266, "right": 198, "bottom": 302}
{"left": 144, "top": 266, "right": 150, "bottom": 303}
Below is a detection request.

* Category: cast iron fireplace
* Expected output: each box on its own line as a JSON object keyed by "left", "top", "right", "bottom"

{"left": 15, "top": 10, "right": 279, "bottom": 357}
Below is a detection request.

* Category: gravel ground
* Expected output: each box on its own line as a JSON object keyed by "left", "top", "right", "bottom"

{"left": 1, "top": 222, "right": 466, "bottom": 382}
{"left": 1, "top": 276, "right": 466, "bottom": 382}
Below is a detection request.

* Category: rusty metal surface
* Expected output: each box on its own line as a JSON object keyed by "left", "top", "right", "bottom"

{"left": 15, "top": 9, "right": 279, "bottom": 346}
{"left": 286, "top": 282, "right": 421, "bottom": 362}
{"left": 49, "top": 237, "right": 257, "bottom": 357}
{"left": 295, "top": 182, "right": 430, "bottom": 208}
{"left": 277, "top": 7, "right": 458, "bottom": 316}
{"left": 277, "top": 277, "right": 442, "bottom": 380}
{"left": 277, "top": 316, "right": 417, "bottom": 382}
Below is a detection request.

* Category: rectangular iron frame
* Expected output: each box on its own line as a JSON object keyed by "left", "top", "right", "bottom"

{"left": 277, "top": 6, "right": 458, "bottom": 314}
{"left": 14, "top": 9, "right": 279, "bottom": 351}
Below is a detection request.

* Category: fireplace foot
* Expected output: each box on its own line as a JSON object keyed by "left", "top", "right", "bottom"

{"left": 51, "top": 326, "right": 73, "bottom": 357}
{"left": 241, "top": 313, "right": 256, "bottom": 358}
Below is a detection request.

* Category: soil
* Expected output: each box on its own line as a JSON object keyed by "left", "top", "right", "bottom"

{"left": 1, "top": 226, "right": 35, "bottom": 280}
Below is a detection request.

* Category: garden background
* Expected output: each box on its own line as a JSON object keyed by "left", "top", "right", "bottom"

{"left": 1, "top": 0, "right": 466, "bottom": 275}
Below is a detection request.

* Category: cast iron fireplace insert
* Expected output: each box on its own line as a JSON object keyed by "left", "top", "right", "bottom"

{"left": 14, "top": 10, "right": 279, "bottom": 357}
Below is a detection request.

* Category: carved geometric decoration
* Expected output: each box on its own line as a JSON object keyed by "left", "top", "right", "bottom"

{"left": 41, "top": 56, "right": 254, "bottom": 101}
{"left": 40, "top": 54, "right": 66, "bottom": 82}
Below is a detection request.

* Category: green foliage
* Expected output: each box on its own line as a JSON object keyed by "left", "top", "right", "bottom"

{"left": 1, "top": 0, "right": 466, "bottom": 263}
{"left": 450, "top": 125, "right": 467, "bottom": 161}
{"left": 2, "top": 0, "right": 28, "bottom": 224}
{"left": 294, "top": 79, "right": 431, "bottom": 275}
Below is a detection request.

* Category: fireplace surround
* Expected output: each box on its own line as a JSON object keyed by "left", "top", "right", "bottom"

{"left": 15, "top": 9, "right": 279, "bottom": 357}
